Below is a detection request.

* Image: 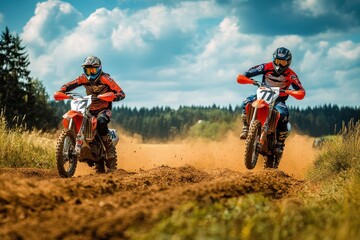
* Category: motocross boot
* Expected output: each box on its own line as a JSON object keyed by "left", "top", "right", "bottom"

{"left": 240, "top": 114, "right": 249, "bottom": 139}
{"left": 101, "top": 134, "right": 117, "bottom": 171}
{"left": 275, "top": 131, "right": 288, "bottom": 155}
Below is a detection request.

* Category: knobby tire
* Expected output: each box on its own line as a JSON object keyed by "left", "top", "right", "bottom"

{"left": 56, "top": 129, "right": 78, "bottom": 178}
{"left": 244, "top": 120, "right": 261, "bottom": 169}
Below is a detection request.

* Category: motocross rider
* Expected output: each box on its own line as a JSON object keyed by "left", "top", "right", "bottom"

{"left": 59, "top": 56, "right": 125, "bottom": 170}
{"left": 238, "top": 47, "right": 305, "bottom": 155}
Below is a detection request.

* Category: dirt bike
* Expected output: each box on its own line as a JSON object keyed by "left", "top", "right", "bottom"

{"left": 237, "top": 74, "right": 304, "bottom": 169}
{"left": 54, "top": 91, "right": 119, "bottom": 178}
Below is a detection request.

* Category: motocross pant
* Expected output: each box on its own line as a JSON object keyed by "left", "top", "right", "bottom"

{"left": 91, "top": 109, "right": 112, "bottom": 136}
{"left": 241, "top": 95, "right": 290, "bottom": 132}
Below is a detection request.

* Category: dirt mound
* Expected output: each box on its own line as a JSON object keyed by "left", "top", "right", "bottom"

{"left": 0, "top": 166, "right": 301, "bottom": 239}
{"left": 0, "top": 133, "right": 315, "bottom": 239}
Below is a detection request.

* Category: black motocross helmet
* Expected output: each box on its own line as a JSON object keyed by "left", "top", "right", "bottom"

{"left": 272, "top": 47, "right": 292, "bottom": 74}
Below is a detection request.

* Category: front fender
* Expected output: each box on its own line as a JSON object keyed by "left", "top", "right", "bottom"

{"left": 251, "top": 99, "right": 269, "bottom": 126}
{"left": 252, "top": 99, "right": 268, "bottom": 109}
{"left": 62, "top": 110, "right": 83, "bottom": 133}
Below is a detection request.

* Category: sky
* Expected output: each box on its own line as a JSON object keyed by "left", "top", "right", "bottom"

{"left": 1, "top": 0, "right": 359, "bottom": 109}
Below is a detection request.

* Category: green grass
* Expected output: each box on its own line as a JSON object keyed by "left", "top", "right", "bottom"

{"left": 309, "top": 123, "right": 359, "bottom": 181}
{"left": 129, "top": 191, "right": 360, "bottom": 240}
{"left": 0, "top": 112, "right": 56, "bottom": 168}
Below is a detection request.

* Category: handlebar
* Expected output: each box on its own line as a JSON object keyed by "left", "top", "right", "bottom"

{"left": 53, "top": 91, "right": 116, "bottom": 102}
{"left": 236, "top": 74, "right": 305, "bottom": 100}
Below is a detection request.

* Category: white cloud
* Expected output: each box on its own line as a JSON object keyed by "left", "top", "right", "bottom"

{"left": 296, "top": 38, "right": 360, "bottom": 101}
{"left": 22, "top": 0, "right": 82, "bottom": 48}
{"left": 22, "top": 1, "right": 226, "bottom": 95}
{"left": 110, "top": 2, "right": 224, "bottom": 52}
{"left": 175, "top": 17, "right": 263, "bottom": 78}
{"left": 137, "top": 5, "right": 170, "bottom": 39}
{"left": 170, "top": 1, "right": 224, "bottom": 33}
{"left": 111, "top": 24, "right": 147, "bottom": 52}
{"left": 267, "top": 36, "right": 304, "bottom": 55}
{"left": 328, "top": 40, "right": 360, "bottom": 61}
{"left": 293, "top": 0, "right": 326, "bottom": 17}
{"left": 18, "top": 0, "right": 360, "bottom": 108}
{"left": 318, "top": 40, "right": 329, "bottom": 49}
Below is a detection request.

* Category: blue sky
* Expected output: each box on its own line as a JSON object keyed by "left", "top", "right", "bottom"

{"left": 1, "top": 0, "right": 359, "bottom": 109}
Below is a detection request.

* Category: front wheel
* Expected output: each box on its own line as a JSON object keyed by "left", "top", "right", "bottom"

{"left": 95, "top": 160, "right": 106, "bottom": 173}
{"left": 105, "top": 153, "right": 118, "bottom": 173}
{"left": 244, "top": 120, "right": 262, "bottom": 169}
{"left": 56, "top": 129, "right": 78, "bottom": 178}
{"left": 264, "top": 154, "right": 281, "bottom": 169}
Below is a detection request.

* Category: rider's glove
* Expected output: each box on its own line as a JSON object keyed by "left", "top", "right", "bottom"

{"left": 60, "top": 86, "right": 67, "bottom": 93}
{"left": 114, "top": 91, "right": 125, "bottom": 102}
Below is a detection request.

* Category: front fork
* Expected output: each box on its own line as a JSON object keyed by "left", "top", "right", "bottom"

{"left": 250, "top": 106, "right": 271, "bottom": 150}
{"left": 68, "top": 117, "right": 85, "bottom": 156}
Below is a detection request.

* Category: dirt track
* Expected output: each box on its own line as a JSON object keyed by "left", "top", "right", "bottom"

{"left": 0, "top": 133, "right": 316, "bottom": 239}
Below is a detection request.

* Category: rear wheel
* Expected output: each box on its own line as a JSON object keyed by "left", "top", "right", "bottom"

{"left": 56, "top": 129, "right": 78, "bottom": 178}
{"left": 244, "top": 120, "right": 261, "bottom": 169}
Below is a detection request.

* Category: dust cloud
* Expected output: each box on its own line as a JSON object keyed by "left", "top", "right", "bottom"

{"left": 102, "top": 131, "right": 317, "bottom": 180}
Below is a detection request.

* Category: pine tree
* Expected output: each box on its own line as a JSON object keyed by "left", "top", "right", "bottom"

{"left": 0, "top": 27, "right": 29, "bottom": 123}
{"left": 0, "top": 27, "right": 57, "bottom": 130}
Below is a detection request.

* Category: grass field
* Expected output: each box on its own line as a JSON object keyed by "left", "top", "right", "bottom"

{"left": 0, "top": 113, "right": 55, "bottom": 168}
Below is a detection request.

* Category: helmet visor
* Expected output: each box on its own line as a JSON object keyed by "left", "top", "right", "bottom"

{"left": 274, "top": 58, "right": 289, "bottom": 67}
{"left": 84, "top": 67, "right": 100, "bottom": 76}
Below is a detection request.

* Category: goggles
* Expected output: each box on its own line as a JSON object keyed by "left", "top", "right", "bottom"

{"left": 274, "top": 58, "right": 289, "bottom": 67}
{"left": 84, "top": 67, "right": 99, "bottom": 75}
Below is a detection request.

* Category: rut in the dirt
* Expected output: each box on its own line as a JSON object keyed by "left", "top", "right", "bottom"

{"left": 0, "top": 166, "right": 302, "bottom": 239}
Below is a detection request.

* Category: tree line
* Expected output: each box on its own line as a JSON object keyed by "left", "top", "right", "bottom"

{"left": 1, "top": 27, "right": 359, "bottom": 140}
{"left": 110, "top": 104, "right": 360, "bottom": 140}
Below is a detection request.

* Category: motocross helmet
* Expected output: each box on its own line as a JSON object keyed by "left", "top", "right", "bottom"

{"left": 82, "top": 56, "right": 102, "bottom": 82}
{"left": 272, "top": 47, "right": 292, "bottom": 74}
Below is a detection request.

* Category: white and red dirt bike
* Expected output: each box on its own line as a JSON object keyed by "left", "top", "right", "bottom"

{"left": 237, "top": 75, "right": 304, "bottom": 169}
{"left": 54, "top": 91, "right": 119, "bottom": 178}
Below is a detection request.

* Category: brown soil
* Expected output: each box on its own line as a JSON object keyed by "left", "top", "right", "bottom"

{"left": 0, "top": 133, "right": 316, "bottom": 239}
